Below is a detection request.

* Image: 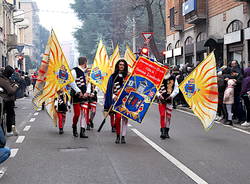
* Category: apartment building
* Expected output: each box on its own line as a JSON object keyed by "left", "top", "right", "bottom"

{"left": 19, "top": 0, "right": 39, "bottom": 65}
{"left": 165, "top": 0, "right": 250, "bottom": 68}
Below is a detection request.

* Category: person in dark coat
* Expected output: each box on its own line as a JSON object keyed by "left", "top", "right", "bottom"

{"left": 240, "top": 67, "right": 250, "bottom": 127}
{"left": 0, "top": 66, "right": 19, "bottom": 136}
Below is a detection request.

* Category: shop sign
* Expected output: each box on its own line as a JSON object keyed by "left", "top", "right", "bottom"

{"left": 244, "top": 27, "right": 250, "bottom": 40}
{"left": 174, "top": 47, "right": 182, "bottom": 56}
{"left": 166, "top": 50, "right": 173, "bottom": 58}
{"left": 224, "top": 30, "right": 241, "bottom": 45}
{"left": 182, "top": 0, "right": 196, "bottom": 16}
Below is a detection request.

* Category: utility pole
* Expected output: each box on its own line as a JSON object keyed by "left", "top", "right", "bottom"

{"left": 132, "top": 17, "right": 136, "bottom": 53}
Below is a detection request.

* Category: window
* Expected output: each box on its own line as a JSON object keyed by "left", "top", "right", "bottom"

{"left": 185, "top": 36, "right": 193, "bottom": 46}
{"left": 167, "top": 43, "right": 172, "bottom": 51}
{"left": 175, "top": 40, "right": 181, "bottom": 48}
{"left": 196, "top": 32, "right": 206, "bottom": 42}
{"left": 170, "top": 7, "right": 175, "bottom": 28}
{"left": 227, "top": 20, "right": 243, "bottom": 33}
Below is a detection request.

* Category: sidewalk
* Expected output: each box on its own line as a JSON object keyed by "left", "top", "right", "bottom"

{"left": 175, "top": 105, "right": 250, "bottom": 132}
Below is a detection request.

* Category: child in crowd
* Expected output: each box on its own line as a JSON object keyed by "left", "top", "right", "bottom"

{"left": 54, "top": 88, "right": 71, "bottom": 134}
{"left": 223, "top": 79, "right": 236, "bottom": 126}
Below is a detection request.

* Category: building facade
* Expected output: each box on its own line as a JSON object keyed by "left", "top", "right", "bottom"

{"left": 19, "top": 0, "right": 39, "bottom": 66}
{"left": 165, "top": 0, "right": 250, "bottom": 68}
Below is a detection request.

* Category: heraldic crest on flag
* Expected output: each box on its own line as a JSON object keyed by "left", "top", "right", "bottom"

{"left": 32, "top": 30, "right": 74, "bottom": 123}
{"left": 113, "top": 57, "right": 168, "bottom": 123}
{"left": 90, "top": 40, "right": 110, "bottom": 92}
{"left": 179, "top": 52, "right": 218, "bottom": 130}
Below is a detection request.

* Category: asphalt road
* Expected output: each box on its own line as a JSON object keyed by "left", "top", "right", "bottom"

{"left": 1, "top": 96, "right": 250, "bottom": 184}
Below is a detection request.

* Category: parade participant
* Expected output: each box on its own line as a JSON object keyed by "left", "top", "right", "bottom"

{"left": 54, "top": 89, "right": 71, "bottom": 134}
{"left": 88, "top": 83, "right": 98, "bottom": 129}
{"left": 104, "top": 59, "right": 129, "bottom": 144}
{"left": 157, "top": 69, "right": 179, "bottom": 139}
{"left": 70, "top": 56, "right": 89, "bottom": 138}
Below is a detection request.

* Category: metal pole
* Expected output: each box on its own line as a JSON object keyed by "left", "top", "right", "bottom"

{"left": 132, "top": 17, "right": 136, "bottom": 53}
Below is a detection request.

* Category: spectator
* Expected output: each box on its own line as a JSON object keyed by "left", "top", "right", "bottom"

{"left": 223, "top": 79, "right": 236, "bottom": 125}
{"left": 0, "top": 125, "right": 10, "bottom": 164}
{"left": 240, "top": 67, "right": 250, "bottom": 127}
{"left": 0, "top": 66, "right": 19, "bottom": 136}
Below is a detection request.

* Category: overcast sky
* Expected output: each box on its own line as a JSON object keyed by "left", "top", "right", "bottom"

{"left": 35, "top": 0, "right": 80, "bottom": 43}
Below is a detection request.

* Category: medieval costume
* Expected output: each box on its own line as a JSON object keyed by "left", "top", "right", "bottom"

{"left": 70, "top": 57, "right": 89, "bottom": 138}
{"left": 104, "top": 59, "right": 129, "bottom": 144}
{"left": 54, "top": 90, "right": 70, "bottom": 134}
{"left": 157, "top": 72, "right": 179, "bottom": 139}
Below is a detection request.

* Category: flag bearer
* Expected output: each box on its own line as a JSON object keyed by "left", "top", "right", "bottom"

{"left": 70, "top": 57, "right": 89, "bottom": 138}
{"left": 157, "top": 69, "right": 179, "bottom": 139}
{"left": 104, "top": 59, "right": 129, "bottom": 144}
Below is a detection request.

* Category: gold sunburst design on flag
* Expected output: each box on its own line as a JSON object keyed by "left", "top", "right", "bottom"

{"left": 33, "top": 30, "right": 74, "bottom": 123}
{"left": 179, "top": 52, "right": 218, "bottom": 130}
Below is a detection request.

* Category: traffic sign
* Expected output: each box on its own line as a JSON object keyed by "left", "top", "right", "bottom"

{"left": 142, "top": 32, "right": 154, "bottom": 42}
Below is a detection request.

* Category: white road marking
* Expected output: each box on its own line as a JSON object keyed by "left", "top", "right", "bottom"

{"left": 232, "top": 127, "right": 250, "bottom": 135}
{"left": 34, "top": 112, "right": 39, "bottom": 116}
{"left": 29, "top": 118, "right": 36, "bottom": 122}
{"left": 128, "top": 124, "right": 132, "bottom": 127}
{"left": 23, "top": 126, "right": 31, "bottom": 132}
{"left": 10, "top": 149, "right": 19, "bottom": 158}
{"left": 0, "top": 167, "right": 7, "bottom": 179}
{"left": 131, "top": 128, "right": 208, "bottom": 184}
{"left": 16, "top": 136, "right": 25, "bottom": 143}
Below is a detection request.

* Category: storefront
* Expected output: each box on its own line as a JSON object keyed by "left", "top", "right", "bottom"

{"left": 184, "top": 37, "right": 194, "bottom": 65}
{"left": 224, "top": 20, "right": 244, "bottom": 63}
{"left": 166, "top": 50, "right": 173, "bottom": 65}
{"left": 245, "top": 27, "right": 250, "bottom": 62}
{"left": 173, "top": 47, "right": 183, "bottom": 66}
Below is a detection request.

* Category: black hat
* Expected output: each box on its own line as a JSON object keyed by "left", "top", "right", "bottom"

{"left": 3, "top": 65, "right": 14, "bottom": 78}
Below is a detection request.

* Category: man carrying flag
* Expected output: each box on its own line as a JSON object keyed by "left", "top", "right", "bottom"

{"left": 157, "top": 66, "right": 179, "bottom": 139}
{"left": 70, "top": 56, "right": 89, "bottom": 138}
{"left": 104, "top": 59, "right": 129, "bottom": 144}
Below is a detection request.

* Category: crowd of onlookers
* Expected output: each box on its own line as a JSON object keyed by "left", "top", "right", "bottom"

{"left": 171, "top": 60, "right": 250, "bottom": 127}
{"left": 0, "top": 65, "right": 37, "bottom": 165}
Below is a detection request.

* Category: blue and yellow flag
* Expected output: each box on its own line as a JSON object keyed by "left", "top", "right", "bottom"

{"left": 33, "top": 30, "right": 74, "bottom": 123}
{"left": 179, "top": 52, "right": 218, "bottom": 130}
{"left": 89, "top": 40, "right": 111, "bottom": 92}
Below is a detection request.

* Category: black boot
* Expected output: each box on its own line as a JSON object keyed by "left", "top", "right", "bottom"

{"left": 111, "top": 126, "right": 116, "bottom": 133}
{"left": 72, "top": 125, "right": 78, "bottom": 137}
{"left": 86, "top": 124, "right": 91, "bottom": 130}
{"left": 121, "top": 136, "right": 126, "bottom": 144}
{"left": 160, "top": 128, "right": 166, "bottom": 139}
{"left": 59, "top": 128, "right": 64, "bottom": 134}
{"left": 90, "top": 120, "right": 94, "bottom": 128}
{"left": 80, "top": 128, "right": 88, "bottom": 138}
{"left": 115, "top": 135, "right": 120, "bottom": 144}
{"left": 165, "top": 128, "right": 170, "bottom": 138}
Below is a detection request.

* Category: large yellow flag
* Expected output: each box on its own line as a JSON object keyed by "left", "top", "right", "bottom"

{"left": 109, "top": 45, "right": 120, "bottom": 72}
{"left": 33, "top": 30, "right": 74, "bottom": 123}
{"left": 179, "top": 52, "right": 218, "bottom": 130}
{"left": 124, "top": 45, "right": 136, "bottom": 71}
{"left": 89, "top": 40, "right": 110, "bottom": 92}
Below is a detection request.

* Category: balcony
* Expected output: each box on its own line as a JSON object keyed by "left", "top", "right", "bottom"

{"left": 183, "top": 0, "right": 207, "bottom": 24}
{"left": 7, "top": 34, "right": 17, "bottom": 47}
{"left": 170, "top": 24, "right": 184, "bottom": 32}
{"left": 13, "top": 10, "right": 25, "bottom": 24}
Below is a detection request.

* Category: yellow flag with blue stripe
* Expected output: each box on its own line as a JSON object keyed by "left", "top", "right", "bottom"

{"left": 89, "top": 40, "right": 110, "bottom": 92}
{"left": 179, "top": 52, "right": 218, "bottom": 130}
